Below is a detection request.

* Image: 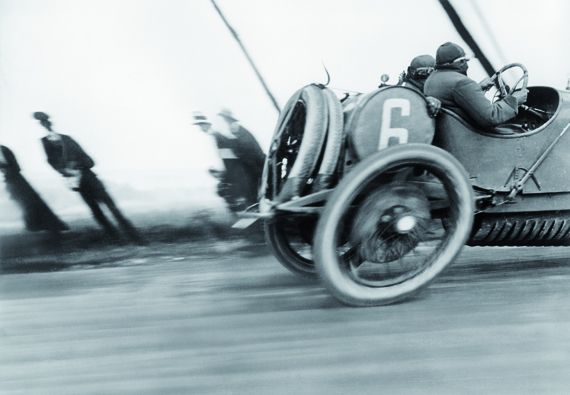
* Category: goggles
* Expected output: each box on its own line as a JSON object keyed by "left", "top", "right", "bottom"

{"left": 453, "top": 55, "right": 473, "bottom": 63}
{"left": 413, "top": 66, "right": 435, "bottom": 78}
{"left": 437, "top": 55, "right": 475, "bottom": 68}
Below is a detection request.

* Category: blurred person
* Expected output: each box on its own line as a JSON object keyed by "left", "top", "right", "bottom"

{"left": 32, "top": 111, "right": 145, "bottom": 244}
{"left": 0, "top": 144, "right": 68, "bottom": 233}
{"left": 217, "top": 108, "right": 265, "bottom": 186}
{"left": 424, "top": 42, "right": 528, "bottom": 129}
{"left": 193, "top": 111, "right": 260, "bottom": 212}
{"left": 398, "top": 54, "right": 436, "bottom": 93}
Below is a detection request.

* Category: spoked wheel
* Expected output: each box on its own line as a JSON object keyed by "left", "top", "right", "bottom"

{"left": 264, "top": 215, "right": 317, "bottom": 278}
{"left": 314, "top": 144, "right": 474, "bottom": 306}
{"left": 350, "top": 183, "right": 431, "bottom": 269}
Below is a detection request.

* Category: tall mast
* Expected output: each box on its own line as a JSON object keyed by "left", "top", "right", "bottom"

{"left": 210, "top": 0, "right": 281, "bottom": 113}
{"left": 438, "top": 0, "right": 496, "bottom": 76}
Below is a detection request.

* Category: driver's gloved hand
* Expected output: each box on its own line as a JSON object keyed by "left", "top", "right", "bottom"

{"left": 479, "top": 77, "right": 495, "bottom": 91}
{"left": 511, "top": 88, "right": 529, "bottom": 106}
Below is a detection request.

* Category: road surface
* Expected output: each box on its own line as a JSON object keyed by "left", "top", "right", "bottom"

{"left": 1, "top": 242, "right": 569, "bottom": 394}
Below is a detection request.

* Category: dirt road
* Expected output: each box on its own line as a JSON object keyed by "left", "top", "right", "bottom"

{"left": 1, "top": 243, "right": 569, "bottom": 394}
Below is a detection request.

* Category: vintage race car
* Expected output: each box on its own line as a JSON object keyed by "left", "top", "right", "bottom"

{"left": 256, "top": 63, "right": 570, "bottom": 307}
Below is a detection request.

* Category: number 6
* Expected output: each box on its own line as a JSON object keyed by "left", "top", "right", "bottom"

{"left": 378, "top": 98, "right": 410, "bottom": 149}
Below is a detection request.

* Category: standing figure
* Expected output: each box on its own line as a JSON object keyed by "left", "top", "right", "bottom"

{"left": 0, "top": 145, "right": 68, "bottom": 233}
{"left": 32, "top": 111, "right": 144, "bottom": 244}
{"left": 193, "top": 111, "right": 262, "bottom": 212}
{"left": 217, "top": 108, "right": 265, "bottom": 187}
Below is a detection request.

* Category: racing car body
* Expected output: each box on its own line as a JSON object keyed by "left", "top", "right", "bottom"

{"left": 437, "top": 86, "right": 570, "bottom": 197}
{"left": 258, "top": 72, "right": 570, "bottom": 307}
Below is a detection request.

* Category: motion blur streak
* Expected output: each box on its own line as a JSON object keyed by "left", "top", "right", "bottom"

{"left": 1, "top": 245, "right": 569, "bottom": 394}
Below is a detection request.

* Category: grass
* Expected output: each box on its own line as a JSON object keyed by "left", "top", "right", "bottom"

{"left": 0, "top": 207, "right": 267, "bottom": 273}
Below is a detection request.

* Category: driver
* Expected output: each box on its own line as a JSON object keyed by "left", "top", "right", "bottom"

{"left": 424, "top": 42, "right": 528, "bottom": 129}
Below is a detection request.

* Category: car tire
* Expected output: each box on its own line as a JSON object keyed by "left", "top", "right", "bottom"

{"left": 314, "top": 144, "right": 474, "bottom": 306}
{"left": 264, "top": 217, "right": 317, "bottom": 278}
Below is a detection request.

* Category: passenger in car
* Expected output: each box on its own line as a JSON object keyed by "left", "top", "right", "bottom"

{"left": 424, "top": 42, "right": 528, "bottom": 129}
{"left": 399, "top": 54, "right": 436, "bottom": 94}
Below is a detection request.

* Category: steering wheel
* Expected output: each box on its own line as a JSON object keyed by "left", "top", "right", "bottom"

{"left": 484, "top": 63, "right": 528, "bottom": 100}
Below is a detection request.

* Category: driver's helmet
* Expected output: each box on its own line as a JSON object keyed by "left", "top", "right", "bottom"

{"left": 407, "top": 54, "right": 436, "bottom": 80}
{"left": 435, "top": 42, "right": 468, "bottom": 67}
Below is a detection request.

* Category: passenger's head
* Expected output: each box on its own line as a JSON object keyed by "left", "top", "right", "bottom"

{"left": 33, "top": 111, "right": 53, "bottom": 131}
{"left": 435, "top": 42, "right": 470, "bottom": 73}
{"left": 407, "top": 55, "right": 436, "bottom": 81}
{"left": 192, "top": 111, "right": 212, "bottom": 133}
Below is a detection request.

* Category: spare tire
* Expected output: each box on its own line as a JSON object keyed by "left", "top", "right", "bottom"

{"left": 262, "top": 84, "right": 328, "bottom": 202}
{"left": 314, "top": 88, "right": 344, "bottom": 190}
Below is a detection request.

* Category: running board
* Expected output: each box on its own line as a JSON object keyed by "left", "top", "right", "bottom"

{"left": 232, "top": 189, "right": 333, "bottom": 229}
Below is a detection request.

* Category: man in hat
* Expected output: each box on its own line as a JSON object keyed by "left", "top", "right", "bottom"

{"left": 424, "top": 42, "right": 528, "bottom": 129}
{"left": 399, "top": 54, "right": 436, "bottom": 93}
{"left": 193, "top": 111, "right": 260, "bottom": 212}
{"left": 217, "top": 108, "right": 265, "bottom": 186}
{"left": 33, "top": 111, "right": 145, "bottom": 244}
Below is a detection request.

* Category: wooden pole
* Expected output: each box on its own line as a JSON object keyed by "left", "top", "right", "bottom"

{"left": 210, "top": 0, "right": 281, "bottom": 113}
{"left": 438, "top": 0, "right": 496, "bottom": 77}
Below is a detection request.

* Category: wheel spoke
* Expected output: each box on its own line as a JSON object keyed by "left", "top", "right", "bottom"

{"left": 344, "top": 245, "right": 365, "bottom": 270}
{"left": 265, "top": 216, "right": 316, "bottom": 278}
{"left": 337, "top": 171, "right": 456, "bottom": 287}
{"left": 314, "top": 143, "right": 474, "bottom": 306}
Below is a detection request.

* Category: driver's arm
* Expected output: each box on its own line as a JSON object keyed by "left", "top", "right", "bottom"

{"left": 479, "top": 76, "right": 495, "bottom": 91}
{"left": 452, "top": 78, "right": 518, "bottom": 127}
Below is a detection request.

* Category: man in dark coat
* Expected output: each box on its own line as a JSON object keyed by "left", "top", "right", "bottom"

{"left": 0, "top": 145, "right": 68, "bottom": 233}
{"left": 218, "top": 108, "right": 265, "bottom": 186}
{"left": 193, "top": 111, "right": 261, "bottom": 212}
{"left": 424, "top": 42, "right": 528, "bottom": 129}
{"left": 399, "top": 54, "right": 436, "bottom": 94}
{"left": 33, "top": 112, "right": 144, "bottom": 244}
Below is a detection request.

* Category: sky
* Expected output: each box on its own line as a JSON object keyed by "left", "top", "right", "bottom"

{"left": 0, "top": 0, "right": 568, "bottom": 223}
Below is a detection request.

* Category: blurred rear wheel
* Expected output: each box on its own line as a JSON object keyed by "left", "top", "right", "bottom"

{"left": 264, "top": 216, "right": 317, "bottom": 278}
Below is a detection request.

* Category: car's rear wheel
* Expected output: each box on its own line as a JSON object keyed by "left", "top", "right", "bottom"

{"left": 314, "top": 144, "right": 474, "bottom": 306}
{"left": 264, "top": 216, "right": 317, "bottom": 278}
{"left": 261, "top": 85, "right": 341, "bottom": 278}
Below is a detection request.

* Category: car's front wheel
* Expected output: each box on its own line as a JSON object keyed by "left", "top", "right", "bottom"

{"left": 314, "top": 144, "right": 474, "bottom": 306}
